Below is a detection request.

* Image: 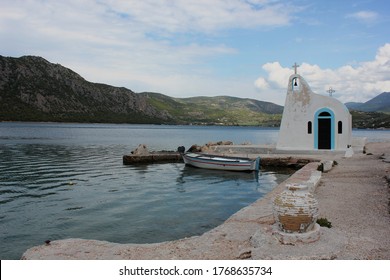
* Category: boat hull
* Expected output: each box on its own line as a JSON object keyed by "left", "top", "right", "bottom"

{"left": 182, "top": 153, "right": 259, "bottom": 171}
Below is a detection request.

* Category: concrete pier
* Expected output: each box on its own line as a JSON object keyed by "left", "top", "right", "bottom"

{"left": 123, "top": 152, "right": 182, "bottom": 164}
{"left": 122, "top": 151, "right": 317, "bottom": 168}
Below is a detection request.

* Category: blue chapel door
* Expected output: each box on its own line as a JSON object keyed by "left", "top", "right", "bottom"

{"left": 318, "top": 117, "right": 331, "bottom": 149}
{"left": 316, "top": 111, "right": 333, "bottom": 150}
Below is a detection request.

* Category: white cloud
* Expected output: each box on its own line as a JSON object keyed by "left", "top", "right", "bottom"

{"left": 346, "top": 10, "right": 379, "bottom": 23}
{"left": 254, "top": 77, "right": 269, "bottom": 90}
{"left": 103, "top": 0, "right": 294, "bottom": 34}
{"left": 260, "top": 62, "right": 292, "bottom": 88}
{"left": 255, "top": 44, "right": 390, "bottom": 104}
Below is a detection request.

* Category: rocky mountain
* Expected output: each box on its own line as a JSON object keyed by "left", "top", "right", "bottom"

{"left": 0, "top": 55, "right": 283, "bottom": 126}
{"left": 344, "top": 102, "right": 364, "bottom": 110}
{"left": 344, "top": 92, "right": 390, "bottom": 128}
{"left": 0, "top": 55, "right": 172, "bottom": 123}
{"left": 345, "top": 92, "right": 390, "bottom": 112}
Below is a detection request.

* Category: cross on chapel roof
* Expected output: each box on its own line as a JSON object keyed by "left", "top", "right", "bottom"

{"left": 292, "top": 62, "right": 299, "bottom": 74}
{"left": 326, "top": 87, "right": 336, "bottom": 97}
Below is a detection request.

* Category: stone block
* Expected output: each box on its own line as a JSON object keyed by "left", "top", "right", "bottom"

{"left": 272, "top": 223, "right": 321, "bottom": 245}
{"left": 320, "top": 160, "right": 333, "bottom": 172}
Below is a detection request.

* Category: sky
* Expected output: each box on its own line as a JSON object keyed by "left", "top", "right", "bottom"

{"left": 1, "top": 0, "right": 389, "bottom": 105}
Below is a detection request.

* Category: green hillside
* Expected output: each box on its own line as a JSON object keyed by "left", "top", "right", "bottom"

{"left": 350, "top": 110, "right": 390, "bottom": 129}
{"left": 140, "top": 93, "right": 283, "bottom": 126}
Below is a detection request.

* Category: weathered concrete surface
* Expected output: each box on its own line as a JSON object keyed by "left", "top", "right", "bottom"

{"left": 123, "top": 143, "right": 183, "bottom": 164}
{"left": 380, "top": 153, "right": 390, "bottom": 163}
{"left": 123, "top": 152, "right": 182, "bottom": 164}
{"left": 314, "top": 142, "right": 390, "bottom": 259}
{"left": 22, "top": 142, "right": 390, "bottom": 260}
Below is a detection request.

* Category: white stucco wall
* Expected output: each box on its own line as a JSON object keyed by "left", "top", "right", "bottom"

{"left": 277, "top": 74, "right": 352, "bottom": 151}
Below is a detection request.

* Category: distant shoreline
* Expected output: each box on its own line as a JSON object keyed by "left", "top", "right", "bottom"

{"left": 1, "top": 120, "right": 389, "bottom": 130}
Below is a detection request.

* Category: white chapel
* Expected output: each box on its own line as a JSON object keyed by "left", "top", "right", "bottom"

{"left": 276, "top": 64, "right": 352, "bottom": 152}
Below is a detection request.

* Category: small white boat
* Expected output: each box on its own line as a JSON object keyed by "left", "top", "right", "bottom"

{"left": 182, "top": 153, "right": 260, "bottom": 172}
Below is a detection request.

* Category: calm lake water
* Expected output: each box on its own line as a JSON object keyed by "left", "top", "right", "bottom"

{"left": 0, "top": 122, "right": 389, "bottom": 259}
